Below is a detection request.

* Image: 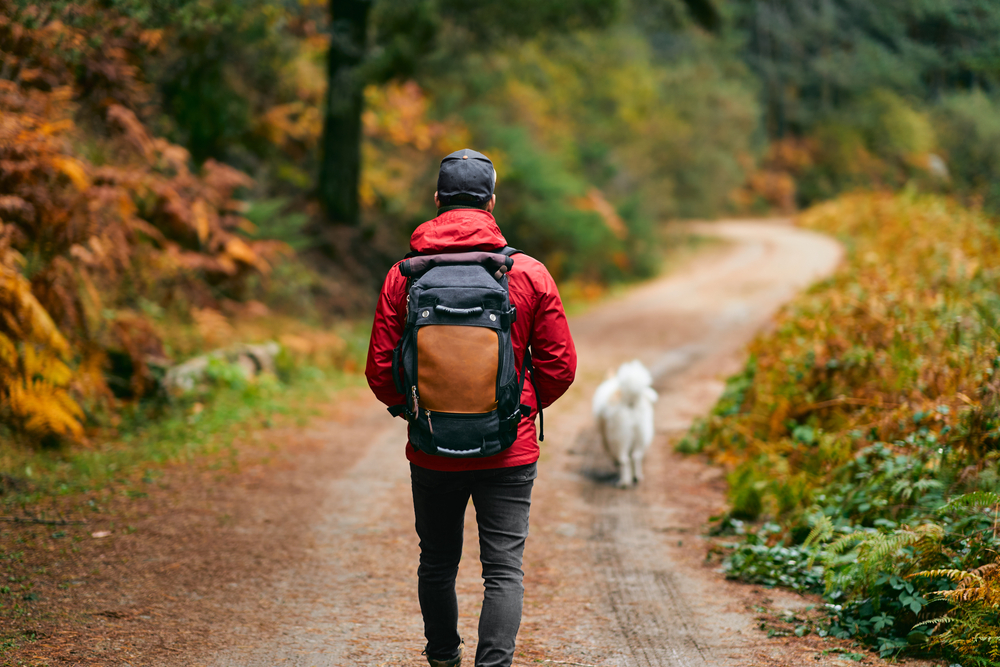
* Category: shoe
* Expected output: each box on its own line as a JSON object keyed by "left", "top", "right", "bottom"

{"left": 426, "top": 645, "right": 462, "bottom": 667}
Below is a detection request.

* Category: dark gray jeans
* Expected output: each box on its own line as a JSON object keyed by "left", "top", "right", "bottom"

{"left": 410, "top": 462, "right": 536, "bottom": 667}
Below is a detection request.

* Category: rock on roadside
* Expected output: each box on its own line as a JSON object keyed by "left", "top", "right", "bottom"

{"left": 162, "top": 342, "right": 281, "bottom": 394}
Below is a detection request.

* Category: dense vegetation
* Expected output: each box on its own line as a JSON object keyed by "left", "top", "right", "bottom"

{"left": 0, "top": 3, "right": 293, "bottom": 444}
{"left": 732, "top": 0, "right": 1000, "bottom": 212}
{"left": 683, "top": 192, "right": 1000, "bottom": 662}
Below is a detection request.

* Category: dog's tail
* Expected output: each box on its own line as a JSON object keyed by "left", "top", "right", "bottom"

{"left": 592, "top": 377, "right": 619, "bottom": 419}
{"left": 617, "top": 360, "right": 657, "bottom": 405}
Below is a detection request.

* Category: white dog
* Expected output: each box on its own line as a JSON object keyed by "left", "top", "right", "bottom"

{"left": 592, "top": 360, "right": 658, "bottom": 488}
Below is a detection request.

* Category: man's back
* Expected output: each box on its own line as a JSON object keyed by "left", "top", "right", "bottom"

{"left": 365, "top": 206, "right": 576, "bottom": 471}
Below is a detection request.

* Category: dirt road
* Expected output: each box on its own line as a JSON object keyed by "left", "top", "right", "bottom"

{"left": 193, "top": 219, "right": 852, "bottom": 667}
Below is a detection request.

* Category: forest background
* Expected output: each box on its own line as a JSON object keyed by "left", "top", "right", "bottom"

{"left": 4, "top": 0, "right": 1000, "bottom": 663}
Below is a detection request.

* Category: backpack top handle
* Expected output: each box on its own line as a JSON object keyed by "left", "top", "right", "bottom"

{"left": 399, "top": 251, "right": 514, "bottom": 279}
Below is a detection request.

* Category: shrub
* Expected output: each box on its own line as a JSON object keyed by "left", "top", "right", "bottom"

{"left": 686, "top": 192, "right": 1000, "bottom": 660}
{"left": 935, "top": 91, "right": 1000, "bottom": 214}
{"left": 0, "top": 2, "right": 284, "bottom": 443}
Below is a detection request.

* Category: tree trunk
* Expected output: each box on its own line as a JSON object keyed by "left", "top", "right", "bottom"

{"left": 319, "top": 0, "right": 371, "bottom": 227}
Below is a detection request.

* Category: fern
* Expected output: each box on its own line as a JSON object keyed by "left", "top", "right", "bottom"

{"left": 912, "top": 557, "right": 1000, "bottom": 657}
{"left": 0, "top": 2, "right": 287, "bottom": 443}
{"left": 827, "top": 530, "right": 875, "bottom": 555}
{"left": 913, "top": 614, "right": 956, "bottom": 629}
{"left": 940, "top": 492, "right": 1000, "bottom": 513}
{"left": 803, "top": 512, "right": 835, "bottom": 547}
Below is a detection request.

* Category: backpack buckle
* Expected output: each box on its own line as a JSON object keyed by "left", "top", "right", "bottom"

{"left": 501, "top": 306, "right": 516, "bottom": 328}
{"left": 387, "top": 404, "right": 414, "bottom": 421}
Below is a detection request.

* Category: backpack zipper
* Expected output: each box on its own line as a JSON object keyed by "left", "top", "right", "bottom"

{"left": 411, "top": 386, "right": 419, "bottom": 415}
{"left": 425, "top": 410, "right": 434, "bottom": 436}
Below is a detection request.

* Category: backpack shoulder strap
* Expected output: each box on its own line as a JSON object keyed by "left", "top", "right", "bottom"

{"left": 519, "top": 350, "right": 544, "bottom": 442}
{"left": 499, "top": 246, "right": 523, "bottom": 257}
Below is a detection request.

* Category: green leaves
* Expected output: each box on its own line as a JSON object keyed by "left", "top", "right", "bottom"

{"left": 722, "top": 524, "right": 827, "bottom": 593}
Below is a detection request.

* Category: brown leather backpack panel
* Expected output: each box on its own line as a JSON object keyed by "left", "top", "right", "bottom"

{"left": 417, "top": 325, "right": 498, "bottom": 413}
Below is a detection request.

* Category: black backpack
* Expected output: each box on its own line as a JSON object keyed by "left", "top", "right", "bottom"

{"left": 389, "top": 247, "right": 542, "bottom": 457}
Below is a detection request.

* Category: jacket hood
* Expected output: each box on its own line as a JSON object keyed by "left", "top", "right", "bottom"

{"left": 409, "top": 208, "right": 507, "bottom": 254}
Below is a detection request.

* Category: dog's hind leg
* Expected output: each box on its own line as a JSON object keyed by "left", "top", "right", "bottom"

{"left": 631, "top": 446, "right": 645, "bottom": 485}
{"left": 616, "top": 454, "right": 633, "bottom": 488}
{"left": 632, "top": 401, "right": 654, "bottom": 485}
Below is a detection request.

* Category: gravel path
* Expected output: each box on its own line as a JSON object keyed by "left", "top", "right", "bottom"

{"left": 206, "top": 219, "right": 847, "bottom": 666}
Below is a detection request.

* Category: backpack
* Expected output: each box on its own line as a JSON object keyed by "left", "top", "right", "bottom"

{"left": 388, "top": 247, "right": 543, "bottom": 457}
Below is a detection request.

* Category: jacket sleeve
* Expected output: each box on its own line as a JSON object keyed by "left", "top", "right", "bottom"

{"left": 528, "top": 266, "right": 577, "bottom": 409}
{"left": 365, "top": 266, "right": 408, "bottom": 409}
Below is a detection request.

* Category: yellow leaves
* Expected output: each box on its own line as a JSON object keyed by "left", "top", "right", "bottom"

{"left": 139, "top": 28, "right": 163, "bottom": 51}
{"left": 363, "top": 81, "right": 465, "bottom": 153}
{"left": 192, "top": 198, "right": 211, "bottom": 245}
{"left": 38, "top": 119, "right": 75, "bottom": 136}
{"left": 364, "top": 81, "right": 434, "bottom": 149}
{"left": 224, "top": 236, "right": 265, "bottom": 271}
{"left": 0, "top": 334, "right": 84, "bottom": 442}
{"left": 191, "top": 307, "right": 235, "bottom": 349}
{"left": 0, "top": 259, "right": 84, "bottom": 442}
{"left": 0, "top": 332, "right": 16, "bottom": 368}
{"left": 52, "top": 156, "right": 90, "bottom": 191}
{"left": 5, "top": 375, "right": 84, "bottom": 440}
{"left": 359, "top": 81, "right": 469, "bottom": 214}
{"left": 697, "top": 191, "right": 1000, "bottom": 523}
{"left": 259, "top": 101, "right": 322, "bottom": 148}
{"left": 20, "top": 344, "right": 73, "bottom": 386}
{"left": 912, "top": 560, "right": 1000, "bottom": 655}
{"left": 575, "top": 188, "right": 628, "bottom": 239}
{"left": 0, "top": 263, "right": 70, "bottom": 356}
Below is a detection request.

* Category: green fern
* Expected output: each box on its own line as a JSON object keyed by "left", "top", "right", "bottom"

{"left": 802, "top": 512, "right": 834, "bottom": 568}
{"left": 939, "top": 492, "right": 1000, "bottom": 514}
{"left": 912, "top": 614, "right": 956, "bottom": 630}
{"left": 803, "top": 513, "right": 835, "bottom": 549}
{"left": 827, "top": 530, "right": 875, "bottom": 555}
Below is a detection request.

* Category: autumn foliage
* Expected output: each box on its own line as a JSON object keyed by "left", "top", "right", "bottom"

{"left": 684, "top": 193, "right": 1000, "bottom": 658}
{"left": 693, "top": 193, "right": 1000, "bottom": 516}
{"left": 0, "top": 2, "right": 283, "bottom": 443}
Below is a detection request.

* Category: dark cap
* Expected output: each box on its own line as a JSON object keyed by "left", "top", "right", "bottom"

{"left": 436, "top": 149, "right": 496, "bottom": 205}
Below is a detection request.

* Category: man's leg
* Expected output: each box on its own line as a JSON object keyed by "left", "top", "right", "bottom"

{"left": 470, "top": 463, "right": 536, "bottom": 667}
{"left": 410, "top": 464, "right": 471, "bottom": 662}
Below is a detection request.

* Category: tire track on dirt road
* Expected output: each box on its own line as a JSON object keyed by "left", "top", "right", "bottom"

{"left": 544, "top": 219, "right": 842, "bottom": 667}
{"left": 203, "top": 219, "right": 844, "bottom": 667}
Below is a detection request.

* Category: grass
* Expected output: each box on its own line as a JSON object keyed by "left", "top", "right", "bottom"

{"left": 0, "top": 308, "right": 375, "bottom": 507}
{"left": 0, "top": 366, "right": 365, "bottom": 509}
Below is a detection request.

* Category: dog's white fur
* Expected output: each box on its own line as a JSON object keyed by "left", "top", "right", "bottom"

{"left": 592, "top": 360, "right": 658, "bottom": 488}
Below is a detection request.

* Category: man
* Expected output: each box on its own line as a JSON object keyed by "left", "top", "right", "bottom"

{"left": 365, "top": 149, "right": 577, "bottom": 667}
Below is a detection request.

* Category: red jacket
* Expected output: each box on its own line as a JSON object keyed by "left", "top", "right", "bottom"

{"left": 365, "top": 208, "right": 577, "bottom": 471}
